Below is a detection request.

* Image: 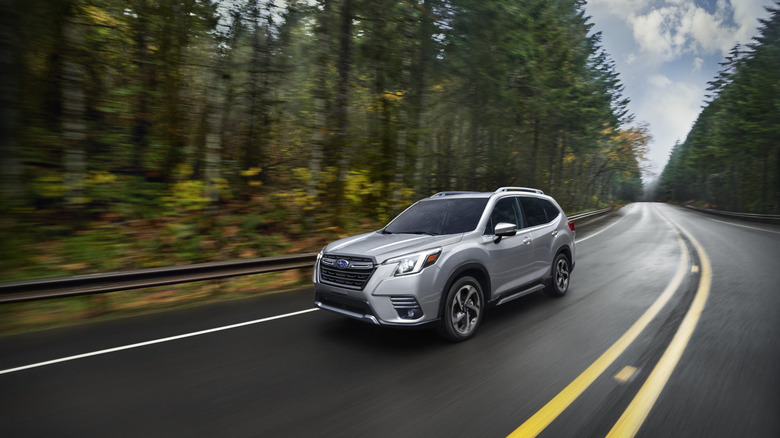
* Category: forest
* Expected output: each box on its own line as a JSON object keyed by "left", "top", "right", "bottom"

{"left": 657, "top": 3, "right": 780, "bottom": 214}
{"left": 0, "top": 0, "right": 648, "bottom": 284}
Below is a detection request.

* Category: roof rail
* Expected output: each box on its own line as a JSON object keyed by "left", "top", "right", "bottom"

{"left": 429, "top": 191, "right": 479, "bottom": 198}
{"left": 495, "top": 187, "right": 544, "bottom": 195}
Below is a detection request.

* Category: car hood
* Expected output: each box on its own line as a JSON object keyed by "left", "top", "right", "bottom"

{"left": 323, "top": 232, "right": 463, "bottom": 263}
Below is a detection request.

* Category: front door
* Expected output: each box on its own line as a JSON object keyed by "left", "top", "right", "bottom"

{"left": 483, "top": 196, "right": 536, "bottom": 298}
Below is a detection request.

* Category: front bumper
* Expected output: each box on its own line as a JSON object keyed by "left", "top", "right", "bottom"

{"left": 314, "top": 289, "right": 438, "bottom": 328}
{"left": 314, "top": 261, "right": 445, "bottom": 327}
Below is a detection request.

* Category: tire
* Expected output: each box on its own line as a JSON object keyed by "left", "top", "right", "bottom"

{"left": 437, "top": 276, "right": 484, "bottom": 342}
{"left": 545, "top": 253, "right": 570, "bottom": 297}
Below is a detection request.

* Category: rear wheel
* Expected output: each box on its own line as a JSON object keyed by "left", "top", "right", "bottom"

{"left": 545, "top": 253, "right": 570, "bottom": 297}
{"left": 437, "top": 276, "right": 484, "bottom": 342}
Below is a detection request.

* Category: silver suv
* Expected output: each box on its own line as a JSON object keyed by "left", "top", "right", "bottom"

{"left": 313, "top": 187, "right": 575, "bottom": 341}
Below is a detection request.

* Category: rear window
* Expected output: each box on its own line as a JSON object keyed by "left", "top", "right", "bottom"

{"left": 384, "top": 198, "right": 489, "bottom": 235}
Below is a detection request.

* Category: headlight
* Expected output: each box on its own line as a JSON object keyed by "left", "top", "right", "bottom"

{"left": 385, "top": 248, "right": 441, "bottom": 276}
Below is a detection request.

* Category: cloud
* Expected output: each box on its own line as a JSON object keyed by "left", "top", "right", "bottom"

{"left": 732, "top": 0, "right": 774, "bottom": 41}
{"left": 589, "top": 0, "right": 773, "bottom": 66}
{"left": 588, "top": 0, "right": 652, "bottom": 17}
{"left": 639, "top": 74, "right": 703, "bottom": 170}
{"left": 628, "top": 3, "right": 738, "bottom": 64}
{"left": 692, "top": 56, "right": 703, "bottom": 72}
{"left": 732, "top": 0, "right": 769, "bottom": 30}
{"left": 629, "top": 8, "right": 677, "bottom": 61}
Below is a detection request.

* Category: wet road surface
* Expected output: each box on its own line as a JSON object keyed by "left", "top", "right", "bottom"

{"left": 1, "top": 203, "right": 778, "bottom": 437}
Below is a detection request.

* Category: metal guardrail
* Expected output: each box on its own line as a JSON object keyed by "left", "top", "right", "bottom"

{"left": 684, "top": 205, "right": 780, "bottom": 224}
{"left": 0, "top": 253, "right": 318, "bottom": 304}
{"left": 568, "top": 207, "right": 614, "bottom": 222}
{"left": 0, "top": 207, "right": 618, "bottom": 304}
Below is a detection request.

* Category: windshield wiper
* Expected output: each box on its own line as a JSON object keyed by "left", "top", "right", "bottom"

{"left": 382, "top": 229, "right": 440, "bottom": 236}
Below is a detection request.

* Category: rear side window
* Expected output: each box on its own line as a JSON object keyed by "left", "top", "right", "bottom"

{"left": 519, "top": 197, "right": 560, "bottom": 227}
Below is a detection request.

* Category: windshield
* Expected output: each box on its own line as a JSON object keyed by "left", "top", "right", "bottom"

{"left": 383, "top": 198, "right": 489, "bottom": 235}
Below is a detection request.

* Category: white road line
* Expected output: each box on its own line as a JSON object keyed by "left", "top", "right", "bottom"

{"left": 575, "top": 210, "right": 628, "bottom": 243}
{"left": 707, "top": 217, "right": 780, "bottom": 235}
{"left": 0, "top": 308, "right": 319, "bottom": 376}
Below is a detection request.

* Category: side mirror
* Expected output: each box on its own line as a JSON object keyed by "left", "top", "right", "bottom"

{"left": 494, "top": 222, "right": 517, "bottom": 243}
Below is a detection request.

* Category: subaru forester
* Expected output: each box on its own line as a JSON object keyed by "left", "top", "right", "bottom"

{"left": 313, "top": 187, "right": 575, "bottom": 341}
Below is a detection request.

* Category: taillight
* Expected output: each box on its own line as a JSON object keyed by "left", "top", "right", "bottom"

{"left": 568, "top": 221, "right": 575, "bottom": 232}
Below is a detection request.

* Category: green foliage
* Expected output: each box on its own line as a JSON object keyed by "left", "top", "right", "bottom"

{"left": 345, "top": 170, "right": 379, "bottom": 205}
{"left": 1, "top": 0, "right": 650, "bottom": 286}
{"left": 61, "top": 228, "right": 125, "bottom": 272}
{"left": 31, "top": 173, "right": 66, "bottom": 199}
{"left": 161, "top": 180, "right": 211, "bottom": 212}
{"left": 658, "top": 4, "right": 780, "bottom": 213}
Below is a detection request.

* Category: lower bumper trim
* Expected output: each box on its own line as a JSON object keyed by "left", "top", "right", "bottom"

{"left": 315, "top": 301, "right": 380, "bottom": 325}
{"left": 314, "top": 300, "right": 439, "bottom": 329}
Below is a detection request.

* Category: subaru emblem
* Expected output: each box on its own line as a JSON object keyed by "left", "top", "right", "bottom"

{"left": 336, "top": 259, "right": 350, "bottom": 269}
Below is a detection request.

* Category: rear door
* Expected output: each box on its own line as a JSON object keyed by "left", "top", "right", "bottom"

{"left": 518, "top": 196, "right": 561, "bottom": 280}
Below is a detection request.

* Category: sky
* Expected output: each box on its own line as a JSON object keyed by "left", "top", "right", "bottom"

{"left": 583, "top": 0, "right": 775, "bottom": 181}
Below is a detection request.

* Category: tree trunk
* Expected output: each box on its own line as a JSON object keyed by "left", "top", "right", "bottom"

{"left": 307, "top": 0, "right": 331, "bottom": 219}
{"left": 259, "top": 0, "right": 274, "bottom": 185}
{"left": 131, "top": 0, "right": 151, "bottom": 175}
{"left": 62, "top": 11, "right": 87, "bottom": 211}
{"left": 205, "top": 65, "right": 224, "bottom": 204}
{"left": 332, "top": 0, "right": 353, "bottom": 226}
{"left": 412, "top": 0, "right": 433, "bottom": 196}
{"left": 0, "top": 0, "right": 21, "bottom": 209}
{"left": 530, "top": 116, "right": 540, "bottom": 187}
{"left": 244, "top": 1, "right": 262, "bottom": 176}
{"left": 161, "top": 1, "right": 191, "bottom": 181}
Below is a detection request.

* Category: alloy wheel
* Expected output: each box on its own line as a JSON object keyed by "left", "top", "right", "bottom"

{"left": 450, "top": 284, "right": 481, "bottom": 336}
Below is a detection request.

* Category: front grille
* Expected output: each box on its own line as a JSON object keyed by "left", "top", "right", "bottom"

{"left": 319, "top": 255, "right": 376, "bottom": 290}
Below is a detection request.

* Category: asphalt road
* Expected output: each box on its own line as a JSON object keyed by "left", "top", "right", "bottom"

{"left": 1, "top": 203, "right": 778, "bottom": 437}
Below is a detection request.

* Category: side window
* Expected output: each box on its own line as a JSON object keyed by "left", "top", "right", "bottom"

{"left": 484, "top": 197, "right": 520, "bottom": 235}
{"left": 540, "top": 199, "right": 561, "bottom": 222}
{"left": 519, "top": 197, "right": 550, "bottom": 227}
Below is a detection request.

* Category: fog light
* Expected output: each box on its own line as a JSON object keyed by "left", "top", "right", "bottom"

{"left": 391, "top": 296, "right": 423, "bottom": 320}
{"left": 405, "top": 307, "right": 423, "bottom": 319}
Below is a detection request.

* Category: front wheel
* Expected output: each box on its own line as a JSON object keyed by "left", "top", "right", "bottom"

{"left": 545, "top": 253, "right": 570, "bottom": 297}
{"left": 437, "top": 276, "right": 484, "bottom": 342}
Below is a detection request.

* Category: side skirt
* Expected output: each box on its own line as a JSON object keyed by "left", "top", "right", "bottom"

{"left": 495, "top": 283, "right": 546, "bottom": 306}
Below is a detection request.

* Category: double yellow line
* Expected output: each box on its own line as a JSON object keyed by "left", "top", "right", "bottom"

{"left": 508, "top": 207, "right": 712, "bottom": 437}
